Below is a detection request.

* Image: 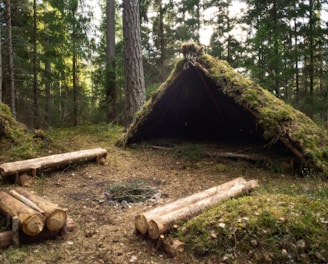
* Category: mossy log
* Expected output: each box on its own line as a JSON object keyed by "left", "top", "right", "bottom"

{"left": 147, "top": 179, "right": 259, "bottom": 240}
{"left": 135, "top": 177, "right": 247, "bottom": 235}
{"left": 0, "top": 191, "right": 45, "bottom": 236}
{"left": 12, "top": 187, "right": 67, "bottom": 232}
{"left": 0, "top": 148, "right": 107, "bottom": 178}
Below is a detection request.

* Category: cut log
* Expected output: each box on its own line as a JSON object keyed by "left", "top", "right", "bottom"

{"left": 0, "top": 231, "right": 12, "bottom": 248}
{"left": 135, "top": 177, "right": 247, "bottom": 234}
{"left": 0, "top": 148, "right": 108, "bottom": 178}
{"left": 147, "top": 179, "right": 259, "bottom": 240}
{"left": 0, "top": 191, "right": 45, "bottom": 236}
{"left": 13, "top": 187, "right": 67, "bottom": 232}
{"left": 163, "top": 237, "right": 185, "bottom": 257}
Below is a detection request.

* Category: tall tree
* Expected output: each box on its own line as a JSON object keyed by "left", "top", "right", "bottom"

{"left": 0, "top": 7, "right": 2, "bottom": 103}
{"left": 123, "top": 0, "right": 146, "bottom": 126}
{"left": 33, "top": 0, "right": 39, "bottom": 128}
{"left": 5, "top": 0, "right": 15, "bottom": 118}
{"left": 105, "top": 0, "right": 117, "bottom": 123}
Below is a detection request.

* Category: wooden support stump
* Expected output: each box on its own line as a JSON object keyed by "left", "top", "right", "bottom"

{"left": 0, "top": 231, "right": 13, "bottom": 248}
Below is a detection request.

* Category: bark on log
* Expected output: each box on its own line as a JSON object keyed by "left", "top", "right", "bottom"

{"left": 0, "top": 191, "right": 45, "bottom": 236}
{"left": 13, "top": 187, "right": 67, "bottom": 232}
{"left": 135, "top": 177, "right": 247, "bottom": 234}
{"left": 0, "top": 148, "right": 108, "bottom": 178}
{"left": 147, "top": 179, "right": 259, "bottom": 240}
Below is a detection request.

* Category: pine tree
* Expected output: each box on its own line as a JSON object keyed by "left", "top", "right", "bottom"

{"left": 123, "top": 0, "right": 146, "bottom": 126}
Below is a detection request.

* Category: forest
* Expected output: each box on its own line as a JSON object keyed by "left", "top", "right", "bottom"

{"left": 1, "top": 1, "right": 328, "bottom": 263}
{"left": 1, "top": 0, "right": 328, "bottom": 129}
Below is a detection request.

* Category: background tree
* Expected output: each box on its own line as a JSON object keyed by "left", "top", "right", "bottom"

{"left": 5, "top": 0, "right": 16, "bottom": 119}
{"left": 0, "top": 5, "right": 3, "bottom": 103}
{"left": 33, "top": 0, "right": 39, "bottom": 128}
{"left": 123, "top": 0, "right": 146, "bottom": 126}
{"left": 105, "top": 0, "right": 117, "bottom": 123}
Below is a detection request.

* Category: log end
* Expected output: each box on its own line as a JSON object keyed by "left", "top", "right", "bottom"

{"left": 135, "top": 215, "right": 149, "bottom": 235}
{"left": 46, "top": 209, "right": 68, "bottom": 231}
{"left": 22, "top": 213, "right": 45, "bottom": 236}
{"left": 148, "top": 220, "right": 162, "bottom": 240}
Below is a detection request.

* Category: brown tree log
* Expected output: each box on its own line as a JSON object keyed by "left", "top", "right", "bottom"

{"left": 13, "top": 187, "right": 67, "bottom": 232}
{"left": 0, "top": 231, "right": 12, "bottom": 248}
{"left": 147, "top": 179, "right": 259, "bottom": 240}
{"left": 0, "top": 191, "right": 45, "bottom": 236}
{"left": 135, "top": 177, "right": 247, "bottom": 234}
{"left": 0, "top": 148, "right": 108, "bottom": 178}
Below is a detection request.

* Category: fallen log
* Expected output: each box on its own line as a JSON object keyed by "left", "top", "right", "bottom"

{"left": 135, "top": 177, "right": 247, "bottom": 234}
{"left": 0, "top": 191, "right": 45, "bottom": 236}
{"left": 13, "top": 187, "right": 67, "bottom": 232}
{"left": 0, "top": 148, "right": 108, "bottom": 179}
{"left": 147, "top": 179, "right": 259, "bottom": 240}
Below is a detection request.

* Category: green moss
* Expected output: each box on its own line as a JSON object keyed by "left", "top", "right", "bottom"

{"left": 175, "top": 193, "right": 328, "bottom": 263}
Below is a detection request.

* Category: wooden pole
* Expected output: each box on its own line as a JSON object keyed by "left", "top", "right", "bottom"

{"left": 135, "top": 177, "right": 247, "bottom": 234}
{"left": 0, "top": 191, "right": 45, "bottom": 236}
{"left": 147, "top": 179, "right": 259, "bottom": 240}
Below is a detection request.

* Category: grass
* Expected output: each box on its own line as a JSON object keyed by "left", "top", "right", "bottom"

{"left": 174, "top": 193, "right": 328, "bottom": 263}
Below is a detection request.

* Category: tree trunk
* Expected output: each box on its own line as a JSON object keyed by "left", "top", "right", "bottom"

{"left": 0, "top": 191, "right": 45, "bottom": 236}
{"left": 5, "top": 0, "right": 16, "bottom": 119}
{"left": 123, "top": 0, "right": 146, "bottom": 126}
{"left": 12, "top": 187, "right": 67, "bottom": 232}
{"left": 135, "top": 177, "right": 247, "bottom": 234}
{"left": 106, "top": 0, "right": 117, "bottom": 123}
{"left": 45, "top": 61, "right": 52, "bottom": 127}
{"left": 147, "top": 179, "right": 259, "bottom": 239}
{"left": 33, "top": 0, "right": 39, "bottom": 128}
{"left": 0, "top": 148, "right": 107, "bottom": 178}
{"left": 0, "top": 11, "right": 2, "bottom": 103}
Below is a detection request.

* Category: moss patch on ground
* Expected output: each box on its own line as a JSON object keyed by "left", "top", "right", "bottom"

{"left": 174, "top": 193, "right": 328, "bottom": 263}
{"left": 0, "top": 103, "right": 66, "bottom": 162}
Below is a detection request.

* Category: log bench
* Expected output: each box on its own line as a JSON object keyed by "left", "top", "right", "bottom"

{"left": 0, "top": 148, "right": 107, "bottom": 180}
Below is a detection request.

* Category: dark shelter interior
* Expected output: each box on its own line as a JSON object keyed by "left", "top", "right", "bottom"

{"left": 127, "top": 65, "right": 295, "bottom": 162}
{"left": 131, "top": 66, "right": 265, "bottom": 142}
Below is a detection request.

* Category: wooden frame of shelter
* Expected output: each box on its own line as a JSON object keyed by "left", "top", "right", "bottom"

{"left": 118, "top": 42, "right": 328, "bottom": 175}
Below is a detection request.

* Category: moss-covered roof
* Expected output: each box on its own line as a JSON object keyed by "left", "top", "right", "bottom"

{"left": 117, "top": 43, "right": 328, "bottom": 175}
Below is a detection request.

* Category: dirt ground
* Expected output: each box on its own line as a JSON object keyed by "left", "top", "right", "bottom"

{"left": 0, "top": 133, "right": 303, "bottom": 264}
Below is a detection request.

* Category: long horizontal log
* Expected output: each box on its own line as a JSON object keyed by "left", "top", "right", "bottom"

{"left": 0, "top": 191, "right": 45, "bottom": 236}
{"left": 147, "top": 179, "right": 259, "bottom": 240}
{"left": 13, "top": 187, "right": 67, "bottom": 232}
{"left": 135, "top": 177, "right": 247, "bottom": 235}
{"left": 0, "top": 148, "right": 107, "bottom": 178}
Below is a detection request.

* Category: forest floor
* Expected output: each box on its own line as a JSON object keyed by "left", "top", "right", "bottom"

{"left": 0, "top": 124, "right": 327, "bottom": 264}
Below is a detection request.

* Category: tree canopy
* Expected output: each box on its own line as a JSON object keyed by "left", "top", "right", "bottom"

{"left": 0, "top": 0, "right": 327, "bottom": 129}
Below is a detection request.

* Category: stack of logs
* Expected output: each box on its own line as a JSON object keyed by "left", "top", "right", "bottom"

{"left": 135, "top": 177, "right": 259, "bottom": 257}
{"left": 0, "top": 187, "right": 74, "bottom": 248}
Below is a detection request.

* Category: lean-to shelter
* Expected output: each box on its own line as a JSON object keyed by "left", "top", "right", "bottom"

{"left": 118, "top": 43, "right": 328, "bottom": 175}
